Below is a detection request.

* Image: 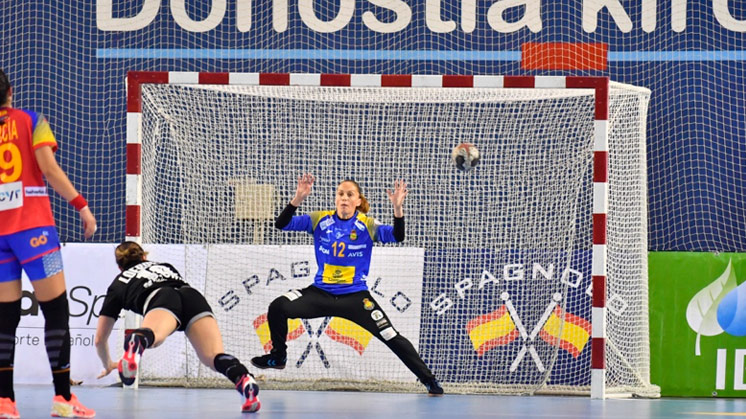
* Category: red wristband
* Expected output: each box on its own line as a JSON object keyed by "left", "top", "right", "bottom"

{"left": 70, "top": 194, "right": 88, "bottom": 211}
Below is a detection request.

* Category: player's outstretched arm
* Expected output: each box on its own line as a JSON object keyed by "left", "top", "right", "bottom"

{"left": 290, "top": 173, "right": 315, "bottom": 207}
{"left": 35, "top": 145, "right": 98, "bottom": 238}
{"left": 276, "top": 173, "right": 315, "bottom": 230}
{"left": 386, "top": 179, "right": 408, "bottom": 218}
{"left": 94, "top": 315, "right": 118, "bottom": 378}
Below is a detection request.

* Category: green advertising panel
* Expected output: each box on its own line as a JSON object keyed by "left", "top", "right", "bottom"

{"left": 650, "top": 252, "right": 746, "bottom": 397}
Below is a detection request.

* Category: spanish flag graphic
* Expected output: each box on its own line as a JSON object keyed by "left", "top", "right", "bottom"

{"left": 324, "top": 317, "right": 373, "bottom": 355}
{"left": 252, "top": 313, "right": 305, "bottom": 353}
{"left": 465, "top": 306, "right": 520, "bottom": 356}
{"left": 538, "top": 306, "right": 591, "bottom": 358}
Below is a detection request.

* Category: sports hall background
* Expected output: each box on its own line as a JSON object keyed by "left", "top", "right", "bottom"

{"left": 1, "top": 1, "right": 744, "bottom": 396}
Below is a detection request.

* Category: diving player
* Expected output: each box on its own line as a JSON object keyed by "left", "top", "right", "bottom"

{"left": 94, "top": 242, "right": 261, "bottom": 413}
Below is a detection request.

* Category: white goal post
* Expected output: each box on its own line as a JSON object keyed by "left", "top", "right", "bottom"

{"left": 124, "top": 72, "right": 658, "bottom": 399}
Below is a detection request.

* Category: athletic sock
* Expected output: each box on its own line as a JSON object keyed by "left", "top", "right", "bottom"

{"left": 214, "top": 353, "right": 250, "bottom": 385}
{"left": 39, "top": 293, "right": 72, "bottom": 400}
{"left": 127, "top": 328, "right": 155, "bottom": 351}
{"left": 0, "top": 300, "right": 21, "bottom": 401}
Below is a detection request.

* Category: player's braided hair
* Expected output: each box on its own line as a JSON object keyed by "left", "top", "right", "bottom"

{"left": 0, "top": 69, "right": 9, "bottom": 106}
{"left": 115, "top": 241, "right": 148, "bottom": 270}
{"left": 342, "top": 179, "right": 369, "bottom": 214}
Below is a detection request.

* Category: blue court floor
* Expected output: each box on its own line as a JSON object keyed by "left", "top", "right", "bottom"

{"left": 12, "top": 384, "right": 746, "bottom": 418}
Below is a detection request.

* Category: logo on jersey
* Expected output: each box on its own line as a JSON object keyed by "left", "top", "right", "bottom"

{"left": 319, "top": 217, "right": 334, "bottom": 230}
{"left": 350, "top": 229, "right": 358, "bottom": 241}
{"left": 29, "top": 232, "right": 49, "bottom": 248}
{"left": 362, "top": 298, "right": 374, "bottom": 310}
{"left": 24, "top": 186, "right": 48, "bottom": 197}
{"left": 0, "top": 181, "right": 23, "bottom": 211}
{"left": 371, "top": 310, "right": 384, "bottom": 321}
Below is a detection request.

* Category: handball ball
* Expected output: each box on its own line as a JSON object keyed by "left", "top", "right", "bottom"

{"left": 451, "top": 143, "right": 480, "bottom": 172}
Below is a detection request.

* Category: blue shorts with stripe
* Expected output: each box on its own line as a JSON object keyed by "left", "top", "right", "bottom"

{"left": 0, "top": 226, "right": 63, "bottom": 282}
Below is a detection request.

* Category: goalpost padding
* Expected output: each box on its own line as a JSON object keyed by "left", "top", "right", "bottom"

{"left": 126, "top": 72, "right": 656, "bottom": 398}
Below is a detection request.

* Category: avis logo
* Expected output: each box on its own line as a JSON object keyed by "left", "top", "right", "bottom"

{"left": 686, "top": 259, "right": 746, "bottom": 356}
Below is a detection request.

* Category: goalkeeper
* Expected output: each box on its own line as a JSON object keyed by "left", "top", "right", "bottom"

{"left": 251, "top": 173, "right": 443, "bottom": 396}
{"left": 94, "top": 242, "right": 261, "bottom": 413}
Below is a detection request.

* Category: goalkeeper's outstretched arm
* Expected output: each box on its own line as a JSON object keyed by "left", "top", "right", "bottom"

{"left": 386, "top": 180, "right": 408, "bottom": 242}
{"left": 276, "top": 173, "right": 315, "bottom": 229}
{"left": 290, "top": 173, "right": 315, "bottom": 207}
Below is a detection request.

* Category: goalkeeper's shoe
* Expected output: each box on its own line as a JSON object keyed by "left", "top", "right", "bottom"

{"left": 421, "top": 377, "right": 444, "bottom": 396}
{"left": 50, "top": 393, "right": 95, "bottom": 418}
{"left": 236, "top": 374, "right": 261, "bottom": 413}
{"left": 0, "top": 397, "right": 19, "bottom": 419}
{"left": 118, "top": 333, "right": 145, "bottom": 386}
{"left": 250, "top": 353, "right": 286, "bottom": 370}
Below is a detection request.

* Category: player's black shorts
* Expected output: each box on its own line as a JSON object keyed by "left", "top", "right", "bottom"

{"left": 143, "top": 286, "right": 214, "bottom": 332}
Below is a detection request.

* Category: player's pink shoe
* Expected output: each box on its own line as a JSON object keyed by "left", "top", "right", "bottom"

{"left": 118, "top": 333, "right": 144, "bottom": 386}
{"left": 236, "top": 374, "right": 261, "bottom": 413}
{"left": 0, "top": 397, "right": 19, "bottom": 419}
{"left": 51, "top": 393, "right": 95, "bottom": 418}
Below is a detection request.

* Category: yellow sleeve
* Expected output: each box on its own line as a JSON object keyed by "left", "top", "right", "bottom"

{"left": 32, "top": 116, "right": 58, "bottom": 152}
{"left": 310, "top": 210, "right": 335, "bottom": 230}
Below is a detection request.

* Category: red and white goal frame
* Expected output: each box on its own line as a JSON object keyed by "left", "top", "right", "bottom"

{"left": 125, "top": 72, "right": 611, "bottom": 399}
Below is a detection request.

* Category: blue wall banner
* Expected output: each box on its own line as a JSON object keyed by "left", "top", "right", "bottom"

{"left": 3, "top": 1, "right": 744, "bottom": 251}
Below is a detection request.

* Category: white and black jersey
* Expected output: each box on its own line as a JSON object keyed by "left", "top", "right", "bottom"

{"left": 100, "top": 261, "right": 188, "bottom": 318}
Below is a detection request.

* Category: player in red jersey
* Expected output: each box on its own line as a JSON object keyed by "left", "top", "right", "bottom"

{"left": 0, "top": 69, "right": 96, "bottom": 418}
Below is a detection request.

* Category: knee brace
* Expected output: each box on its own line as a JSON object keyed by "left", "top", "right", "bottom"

{"left": 39, "top": 293, "right": 70, "bottom": 371}
{"left": 0, "top": 300, "right": 21, "bottom": 367}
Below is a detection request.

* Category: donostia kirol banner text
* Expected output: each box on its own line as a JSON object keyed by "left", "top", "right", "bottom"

{"left": 650, "top": 252, "right": 746, "bottom": 397}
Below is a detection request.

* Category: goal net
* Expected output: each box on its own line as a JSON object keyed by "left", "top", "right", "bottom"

{"left": 130, "top": 74, "right": 656, "bottom": 397}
